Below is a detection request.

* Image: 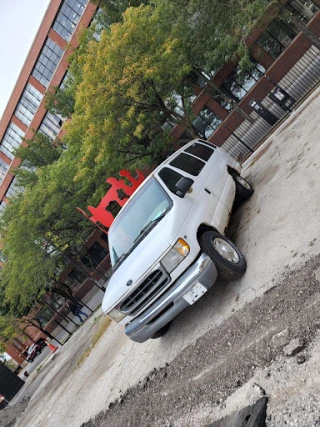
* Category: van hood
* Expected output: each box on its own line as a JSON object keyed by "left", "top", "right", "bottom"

{"left": 102, "top": 217, "right": 173, "bottom": 313}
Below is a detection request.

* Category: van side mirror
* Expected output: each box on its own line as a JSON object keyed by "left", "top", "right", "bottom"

{"left": 175, "top": 177, "right": 194, "bottom": 198}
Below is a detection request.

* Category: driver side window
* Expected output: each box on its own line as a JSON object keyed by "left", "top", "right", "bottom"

{"left": 158, "top": 168, "right": 183, "bottom": 194}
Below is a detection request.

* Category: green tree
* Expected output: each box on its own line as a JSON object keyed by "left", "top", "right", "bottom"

{"left": 45, "top": 85, "right": 75, "bottom": 119}
{"left": 0, "top": 316, "right": 19, "bottom": 353}
{"left": 63, "top": 5, "right": 204, "bottom": 185}
{"left": 15, "top": 132, "right": 63, "bottom": 169}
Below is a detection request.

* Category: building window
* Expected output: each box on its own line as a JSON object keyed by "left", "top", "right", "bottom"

{"left": 221, "top": 60, "right": 266, "bottom": 102}
{"left": 88, "top": 243, "right": 108, "bottom": 265}
{"left": 35, "top": 306, "right": 55, "bottom": 326}
{"left": 14, "top": 84, "right": 43, "bottom": 127}
{"left": 32, "top": 38, "right": 64, "bottom": 87}
{"left": 100, "top": 232, "right": 109, "bottom": 243}
{"left": 192, "top": 106, "right": 222, "bottom": 139}
{"left": 257, "top": 1, "right": 318, "bottom": 59}
{"left": 5, "top": 176, "right": 22, "bottom": 199}
{"left": 288, "top": 0, "right": 318, "bottom": 23}
{"left": 53, "top": 0, "right": 88, "bottom": 42}
{"left": 47, "top": 293, "right": 67, "bottom": 309}
{"left": 189, "top": 70, "right": 215, "bottom": 88}
{"left": 176, "top": 130, "right": 193, "bottom": 148}
{"left": 81, "top": 243, "right": 108, "bottom": 267}
{"left": 39, "top": 112, "right": 64, "bottom": 140}
{"left": 257, "top": 18, "right": 297, "bottom": 59}
{"left": 212, "top": 93, "right": 232, "bottom": 111}
{"left": 91, "top": 8, "right": 109, "bottom": 41}
{"left": 0, "top": 159, "right": 9, "bottom": 184}
{"left": 0, "top": 122, "right": 25, "bottom": 160}
{"left": 65, "top": 268, "right": 87, "bottom": 287}
{"left": 167, "top": 91, "right": 196, "bottom": 117}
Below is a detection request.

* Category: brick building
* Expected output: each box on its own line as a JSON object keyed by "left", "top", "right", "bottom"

{"left": 1, "top": 0, "right": 320, "bottom": 364}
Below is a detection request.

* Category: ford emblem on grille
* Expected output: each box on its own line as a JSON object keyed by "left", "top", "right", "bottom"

{"left": 126, "top": 279, "right": 133, "bottom": 286}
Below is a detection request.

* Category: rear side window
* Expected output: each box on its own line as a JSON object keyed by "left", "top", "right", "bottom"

{"left": 158, "top": 168, "right": 183, "bottom": 194}
{"left": 185, "top": 143, "right": 214, "bottom": 161}
{"left": 170, "top": 152, "right": 205, "bottom": 176}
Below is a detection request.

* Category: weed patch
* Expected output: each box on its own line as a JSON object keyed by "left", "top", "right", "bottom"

{"left": 75, "top": 316, "right": 111, "bottom": 369}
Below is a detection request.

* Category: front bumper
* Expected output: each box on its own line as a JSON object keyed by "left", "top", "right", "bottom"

{"left": 125, "top": 253, "right": 218, "bottom": 343}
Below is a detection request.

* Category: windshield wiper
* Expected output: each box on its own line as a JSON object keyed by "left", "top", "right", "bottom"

{"left": 133, "top": 210, "right": 168, "bottom": 244}
{"left": 113, "top": 251, "right": 131, "bottom": 269}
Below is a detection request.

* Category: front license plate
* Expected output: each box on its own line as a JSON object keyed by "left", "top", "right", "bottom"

{"left": 183, "top": 283, "right": 207, "bottom": 305}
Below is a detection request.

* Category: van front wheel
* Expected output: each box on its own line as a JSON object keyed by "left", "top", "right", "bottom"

{"left": 199, "top": 231, "right": 247, "bottom": 281}
{"left": 151, "top": 322, "right": 172, "bottom": 339}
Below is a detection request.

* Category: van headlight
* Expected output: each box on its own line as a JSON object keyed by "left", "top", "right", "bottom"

{"left": 107, "top": 308, "right": 126, "bottom": 323}
{"left": 161, "top": 238, "right": 190, "bottom": 273}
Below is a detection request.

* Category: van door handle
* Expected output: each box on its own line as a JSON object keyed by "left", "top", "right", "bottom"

{"left": 204, "top": 188, "right": 211, "bottom": 194}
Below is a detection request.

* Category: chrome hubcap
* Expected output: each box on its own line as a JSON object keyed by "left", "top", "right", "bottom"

{"left": 237, "top": 176, "right": 251, "bottom": 190}
{"left": 213, "top": 238, "right": 240, "bottom": 263}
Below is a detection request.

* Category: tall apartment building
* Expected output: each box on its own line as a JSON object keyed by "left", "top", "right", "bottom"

{"left": 1, "top": 0, "right": 320, "bottom": 364}
{"left": 0, "top": 0, "right": 96, "bottom": 207}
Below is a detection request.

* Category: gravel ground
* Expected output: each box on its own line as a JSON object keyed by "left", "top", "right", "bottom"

{"left": 0, "top": 398, "right": 29, "bottom": 427}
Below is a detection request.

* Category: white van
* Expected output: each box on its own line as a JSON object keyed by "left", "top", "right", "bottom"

{"left": 102, "top": 139, "right": 253, "bottom": 343}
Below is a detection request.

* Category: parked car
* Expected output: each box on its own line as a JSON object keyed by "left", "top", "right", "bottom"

{"left": 102, "top": 139, "right": 254, "bottom": 343}
{"left": 26, "top": 338, "right": 47, "bottom": 362}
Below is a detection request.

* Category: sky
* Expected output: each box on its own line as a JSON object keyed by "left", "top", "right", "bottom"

{"left": 0, "top": 0, "right": 51, "bottom": 120}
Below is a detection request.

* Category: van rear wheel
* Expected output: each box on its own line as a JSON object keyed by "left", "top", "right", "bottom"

{"left": 233, "top": 175, "right": 254, "bottom": 202}
{"left": 199, "top": 231, "right": 246, "bottom": 280}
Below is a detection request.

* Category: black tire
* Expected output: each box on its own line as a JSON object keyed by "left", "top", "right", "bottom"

{"left": 233, "top": 175, "right": 254, "bottom": 202}
{"left": 199, "top": 231, "right": 247, "bottom": 280}
{"left": 151, "top": 322, "right": 171, "bottom": 339}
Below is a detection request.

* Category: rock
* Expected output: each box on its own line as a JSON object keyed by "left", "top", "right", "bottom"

{"left": 283, "top": 337, "right": 305, "bottom": 356}
{"left": 296, "top": 354, "right": 306, "bottom": 364}
{"left": 253, "top": 383, "right": 266, "bottom": 396}
{"left": 263, "top": 370, "right": 271, "bottom": 378}
{"left": 140, "top": 377, "right": 149, "bottom": 389}
{"left": 272, "top": 328, "right": 290, "bottom": 349}
{"left": 263, "top": 350, "right": 272, "bottom": 363}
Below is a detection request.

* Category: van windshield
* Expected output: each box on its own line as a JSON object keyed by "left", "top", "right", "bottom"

{"left": 108, "top": 178, "right": 172, "bottom": 268}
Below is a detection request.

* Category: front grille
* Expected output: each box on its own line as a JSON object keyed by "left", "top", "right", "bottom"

{"left": 120, "top": 268, "right": 170, "bottom": 316}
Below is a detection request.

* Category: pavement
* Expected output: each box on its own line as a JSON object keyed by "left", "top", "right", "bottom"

{"left": 8, "top": 84, "right": 320, "bottom": 427}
